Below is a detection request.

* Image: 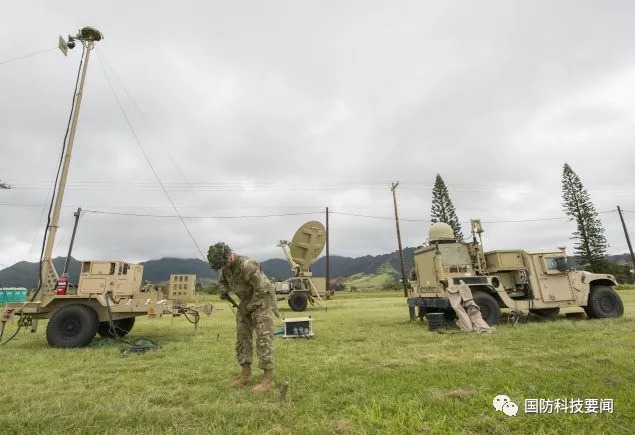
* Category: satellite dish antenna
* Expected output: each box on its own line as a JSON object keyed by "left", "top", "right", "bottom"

{"left": 276, "top": 221, "right": 329, "bottom": 311}
{"left": 289, "top": 220, "right": 326, "bottom": 272}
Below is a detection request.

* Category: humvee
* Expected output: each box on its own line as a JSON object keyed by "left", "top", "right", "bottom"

{"left": 407, "top": 220, "right": 624, "bottom": 324}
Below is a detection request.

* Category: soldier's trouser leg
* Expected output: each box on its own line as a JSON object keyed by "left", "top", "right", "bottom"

{"left": 236, "top": 306, "right": 253, "bottom": 366}
{"left": 252, "top": 307, "right": 274, "bottom": 370}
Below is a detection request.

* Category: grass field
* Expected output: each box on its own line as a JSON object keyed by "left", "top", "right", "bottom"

{"left": 0, "top": 289, "right": 633, "bottom": 434}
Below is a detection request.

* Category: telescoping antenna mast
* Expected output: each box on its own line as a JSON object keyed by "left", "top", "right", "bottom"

{"left": 33, "top": 27, "right": 103, "bottom": 302}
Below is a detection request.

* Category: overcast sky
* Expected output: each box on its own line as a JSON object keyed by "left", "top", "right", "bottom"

{"left": 1, "top": 0, "right": 634, "bottom": 271}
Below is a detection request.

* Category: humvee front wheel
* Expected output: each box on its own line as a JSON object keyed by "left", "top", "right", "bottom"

{"left": 98, "top": 317, "right": 136, "bottom": 338}
{"left": 288, "top": 293, "right": 308, "bottom": 311}
{"left": 472, "top": 290, "right": 501, "bottom": 325}
{"left": 46, "top": 304, "right": 99, "bottom": 348}
{"left": 584, "top": 285, "right": 624, "bottom": 319}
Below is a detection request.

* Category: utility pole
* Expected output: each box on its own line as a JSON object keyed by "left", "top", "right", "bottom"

{"left": 391, "top": 182, "right": 408, "bottom": 298}
{"left": 617, "top": 205, "right": 635, "bottom": 284}
{"left": 325, "top": 207, "right": 330, "bottom": 294}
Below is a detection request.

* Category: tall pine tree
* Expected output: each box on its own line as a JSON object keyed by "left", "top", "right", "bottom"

{"left": 561, "top": 163, "right": 609, "bottom": 272}
{"left": 430, "top": 174, "right": 464, "bottom": 241}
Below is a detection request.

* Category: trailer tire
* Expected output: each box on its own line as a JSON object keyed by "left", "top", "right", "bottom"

{"left": 288, "top": 293, "right": 308, "bottom": 311}
{"left": 98, "top": 317, "right": 136, "bottom": 338}
{"left": 472, "top": 290, "right": 501, "bottom": 325}
{"left": 584, "top": 285, "right": 624, "bottom": 319}
{"left": 46, "top": 304, "right": 99, "bottom": 348}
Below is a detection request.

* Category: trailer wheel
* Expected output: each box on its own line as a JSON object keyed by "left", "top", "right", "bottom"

{"left": 288, "top": 293, "right": 308, "bottom": 311}
{"left": 46, "top": 304, "right": 99, "bottom": 348}
{"left": 472, "top": 290, "right": 501, "bottom": 325}
{"left": 98, "top": 317, "right": 136, "bottom": 338}
{"left": 584, "top": 285, "right": 624, "bottom": 319}
{"left": 529, "top": 308, "right": 560, "bottom": 317}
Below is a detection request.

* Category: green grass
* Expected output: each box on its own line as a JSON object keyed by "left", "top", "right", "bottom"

{"left": 0, "top": 291, "right": 633, "bottom": 434}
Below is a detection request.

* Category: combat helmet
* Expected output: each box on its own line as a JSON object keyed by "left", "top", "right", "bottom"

{"left": 208, "top": 242, "right": 232, "bottom": 270}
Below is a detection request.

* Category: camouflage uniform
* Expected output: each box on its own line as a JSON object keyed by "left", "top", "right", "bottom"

{"left": 219, "top": 255, "right": 278, "bottom": 370}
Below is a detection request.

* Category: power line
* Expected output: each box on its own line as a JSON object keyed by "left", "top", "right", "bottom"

{"left": 83, "top": 209, "right": 323, "bottom": 219}
{"left": 96, "top": 51, "right": 208, "bottom": 262}
{"left": 0, "top": 47, "right": 57, "bottom": 66}
{"left": 2, "top": 204, "right": 623, "bottom": 223}
{"left": 5, "top": 179, "right": 635, "bottom": 193}
{"left": 330, "top": 209, "right": 618, "bottom": 224}
{"left": 95, "top": 48, "right": 216, "bottom": 217}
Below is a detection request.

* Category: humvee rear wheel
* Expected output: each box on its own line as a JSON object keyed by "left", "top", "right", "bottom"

{"left": 98, "top": 317, "right": 136, "bottom": 338}
{"left": 288, "top": 293, "right": 308, "bottom": 311}
{"left": 585, "top": 285, "right": 624, "bottom": 319}
{"left": 529, "top": 308, "right": 560, "bottom": 317}
{"left": 472, "top": 290, "right": 501, "bottom": 325}
{"left": 46, "top": 304, "right": 99, "bottom": 348}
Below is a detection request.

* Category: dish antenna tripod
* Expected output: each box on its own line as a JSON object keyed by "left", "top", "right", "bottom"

{"left": 276, "top": 221, "right": 328, "bottom": 312}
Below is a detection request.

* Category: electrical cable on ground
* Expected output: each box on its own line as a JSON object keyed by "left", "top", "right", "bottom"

{"left": 104, "top": 291, "right": 161, "bottom": 355}
{"left": 0, "top": 323, "right": 22, "bottom": 346}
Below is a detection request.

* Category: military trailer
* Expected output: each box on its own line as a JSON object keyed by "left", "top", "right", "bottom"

{"left": 1, "top": 260, "right": 180, "bottom": 348}
{"left": 0, "top": 27, "right": 200, "bottom": 348}
{"left": 407, "top": 220, "right": 624, "bottom": 324}
{"left": 274, "top": 276, "right": 329, "bottom": 311}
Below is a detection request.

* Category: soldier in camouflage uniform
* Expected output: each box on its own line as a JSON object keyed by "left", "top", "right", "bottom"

{"left": 208, "top": 242, "right": 278, "bottom": 393}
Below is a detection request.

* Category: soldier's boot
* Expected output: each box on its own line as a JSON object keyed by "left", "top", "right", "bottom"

{"left": 251, "top": 369, "right": 275, "bottom": 393}
{"left": 231, "top": 364, "right": 252, "bottom": 388}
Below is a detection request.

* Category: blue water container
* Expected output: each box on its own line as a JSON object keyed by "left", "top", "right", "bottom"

{"left": 0, "top": 288, "right": 28, "bottom": 303}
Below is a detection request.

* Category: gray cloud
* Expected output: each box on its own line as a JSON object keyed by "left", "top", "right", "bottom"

{"left": 1, "top": 0, "right": 634, "bottom": 270}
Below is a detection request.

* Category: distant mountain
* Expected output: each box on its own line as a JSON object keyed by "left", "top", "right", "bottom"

{"left": 0, "top": 257, "right": 82, "bottom": 290}
{"left": 0, "top": 249, "right": 417, "bottom": 288}
{"left": 140, "top": 258, "right": 218, "bottom": 283}
{"left": 1, "top": 250, "right": 630, "bottom": 289}
{"left": 607, "top": 254, "right": 633, "bottom": 265}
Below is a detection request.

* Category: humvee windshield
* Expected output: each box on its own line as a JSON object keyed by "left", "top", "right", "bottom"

{"left": 545, "top": 257, "right": 568, "bottom": 272}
